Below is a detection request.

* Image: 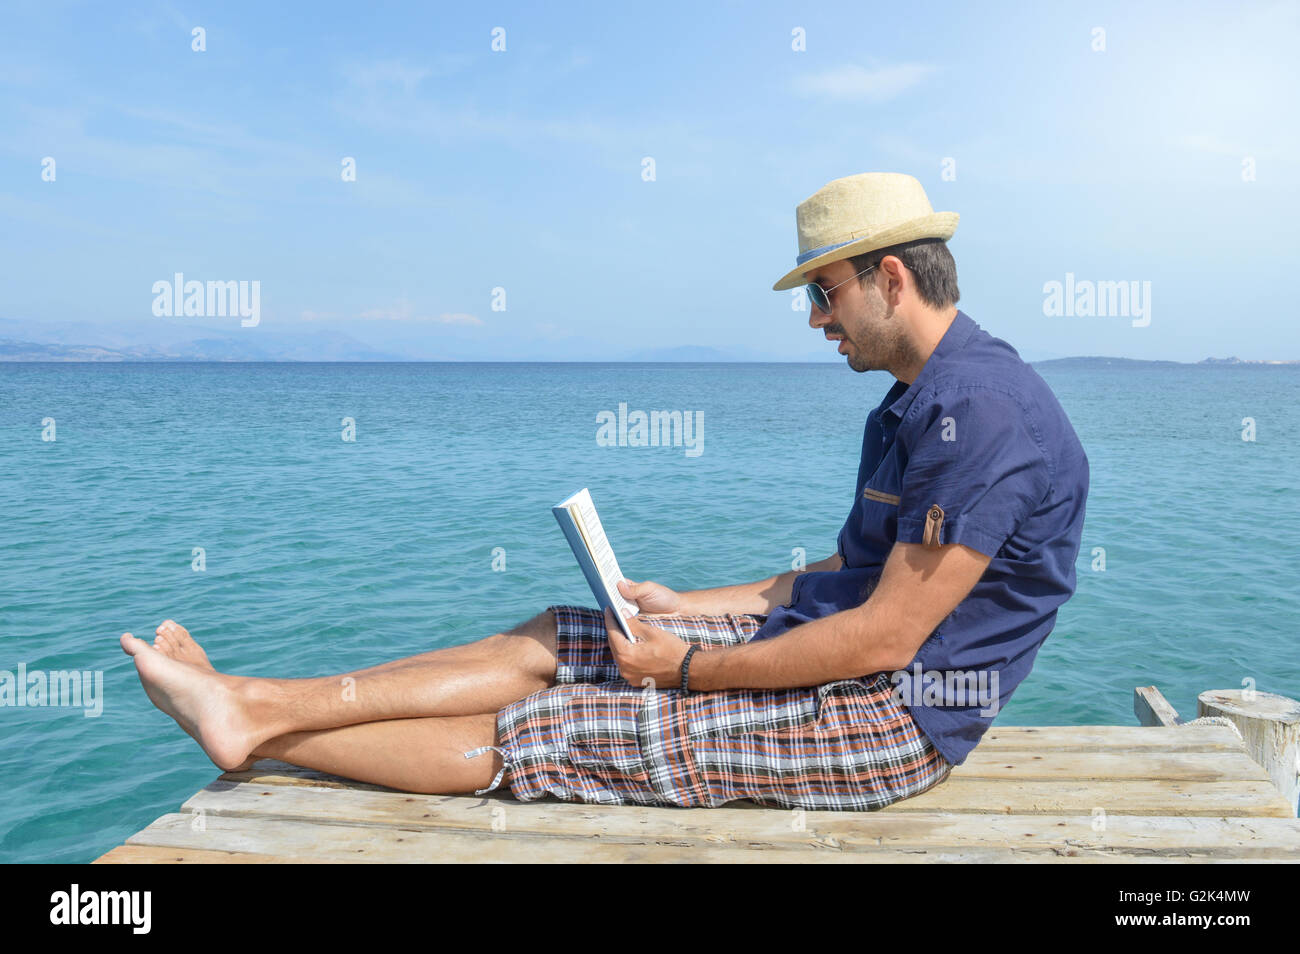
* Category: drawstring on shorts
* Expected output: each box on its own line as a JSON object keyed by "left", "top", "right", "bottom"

{"left": 463, "top": 744, "right": 513, "bottom": 796}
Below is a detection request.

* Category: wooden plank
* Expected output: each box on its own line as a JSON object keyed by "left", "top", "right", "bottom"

{"left": 93, "top": 845, "right": 310, "bottom": 864}
{"left": 125, "top": 812, "right": 1292, "bottom": 864}
{"left": 953, "top": 749, "right": 1268, "bottom": 782}
{"left": 221, "top": 762, "right": 391, "bottom": 790}
{"left": 179, "top": 781, "right": 1300, "bottom": 859}
{"left": 975, "top": 725, "right": 1244, "bottom": 752}
{"left": 1134, "top": 686, "right": 1183, "bottom": 726}
{"left": 889, "top": 778, "right": 1296, "bottom": 817}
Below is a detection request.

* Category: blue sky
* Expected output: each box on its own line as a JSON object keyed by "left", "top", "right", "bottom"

{"left": 1, "top": 0, "right": 1297, "bottom": 360}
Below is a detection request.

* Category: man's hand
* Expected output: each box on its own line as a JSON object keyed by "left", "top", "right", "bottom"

{"left": 616, "top": 577, "right": 682, "bottom": 617}
{"left": 603, "top": 606, "right": 690, "bottom": 690}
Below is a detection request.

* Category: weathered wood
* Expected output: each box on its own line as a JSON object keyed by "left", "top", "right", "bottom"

{"left": 122, "top": 812, "right": 1294, "bottom": 864}
{"left": 1198, "top": 689, "right": 1300, "bottom": 817}
{"left": 92, "top": 721, "right": 1300, "bottom": 863}
{"left": 896, "top": 778, "right": 1295, "bottom": 816}
{"left": 1134, "top": 686, "right": 1182, "bottom": 727}
{"left": 975, "top": 724, "right": 1242, "bottom": 752}
{"left": 177, "top": 781, "right": 1300, "bottom": 859}
{"left": 954, "top": 749, "right": 1266, "bottom": 781}
{"left": 93, "top": 845, "right": 310, "bottom": 864}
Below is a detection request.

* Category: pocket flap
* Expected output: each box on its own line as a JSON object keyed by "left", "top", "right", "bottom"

{"left": 862, "top": 487, "right": 901, "bottom": 505}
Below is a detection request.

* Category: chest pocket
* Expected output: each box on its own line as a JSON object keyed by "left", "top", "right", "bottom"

{"left": 861, "top": 487, "right": 900, "bottom": 506}
{"left": 842, "top": 482, "right": 901, "bottom": 566}
{"left": 841, "top": 425, "right": 904, "bottom": 566}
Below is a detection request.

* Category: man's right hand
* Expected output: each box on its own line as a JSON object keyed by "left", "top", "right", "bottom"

{"left": 618, "top": 577, "right": 683, "bottom": 617}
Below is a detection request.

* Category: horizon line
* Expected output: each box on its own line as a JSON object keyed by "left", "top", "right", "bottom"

{"left": 2, "top": 356, "right": 1298, "bottom": 366}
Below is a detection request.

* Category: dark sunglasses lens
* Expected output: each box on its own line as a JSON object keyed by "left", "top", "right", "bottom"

{"left": 808, "top": 284, "right": 830, "bottom": 314}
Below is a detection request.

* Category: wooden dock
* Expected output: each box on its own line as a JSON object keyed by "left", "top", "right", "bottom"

{"left": 95, "top": 722, "right": 1300, "bottom": 863}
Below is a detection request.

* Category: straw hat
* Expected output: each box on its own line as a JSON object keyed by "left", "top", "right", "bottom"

{"left": 771, "top": 172, "right": 958, "bottom": 291}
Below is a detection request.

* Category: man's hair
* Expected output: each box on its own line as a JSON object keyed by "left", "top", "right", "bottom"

{"left": 845, "top": 238, "right": 960, "bottom": 309}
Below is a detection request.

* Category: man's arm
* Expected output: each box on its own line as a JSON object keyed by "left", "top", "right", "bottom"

{"left": 608, "top": 541, "right": 990, "bottom": 690}
{"left": 675, "top": 551, "right": 842, "bottom": 616}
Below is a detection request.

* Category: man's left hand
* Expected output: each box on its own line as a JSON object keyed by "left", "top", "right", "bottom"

{"left": 603, "top": 607, "right": 691, "bottom": 691}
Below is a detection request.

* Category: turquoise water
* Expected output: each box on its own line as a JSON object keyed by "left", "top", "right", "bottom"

{"left": 1, "top": 361, "right": 1297, "bottom": 863}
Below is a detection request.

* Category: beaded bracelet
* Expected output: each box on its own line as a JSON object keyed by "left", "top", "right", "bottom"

{"left": 680, "top": 645, "right": 699, "bottom": 691}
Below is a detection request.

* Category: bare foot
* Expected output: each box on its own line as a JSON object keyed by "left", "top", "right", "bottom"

{"left": 120, "top": 633, "right": 260, "bottom": 771}
{"left": 152, "top": 619, "right": 214, "bottom": 671}
{"left": 147, "top": 622, "right": 257, "bottom": 770}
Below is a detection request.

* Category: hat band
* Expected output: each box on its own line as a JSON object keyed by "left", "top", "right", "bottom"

{"left": 795, "top": 237, "right": 856, "bottom": 266}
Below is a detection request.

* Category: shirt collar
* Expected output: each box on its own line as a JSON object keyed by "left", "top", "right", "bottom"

{"left": 883, "top": 310, "right": 978, "bottom": 421}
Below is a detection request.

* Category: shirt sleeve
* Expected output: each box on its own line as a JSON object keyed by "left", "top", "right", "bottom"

{"left": 895, "top": 385, "right": 1052, "bottom": 558}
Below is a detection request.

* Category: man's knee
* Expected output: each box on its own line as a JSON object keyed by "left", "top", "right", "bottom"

{"left": 491, "top": 609, "right": 558, "bottom": 674}
{"left": 503, "top": 608, "right": 556, "bottom": 643}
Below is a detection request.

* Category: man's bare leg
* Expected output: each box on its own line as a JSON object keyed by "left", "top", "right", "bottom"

{"left": 120, "top": 610, "right": 564, "bottom": 771}
{"left": 147, "top": 615, "right": 558, "bottom": 690}
{"left": 244, "top": 714, "right": 507, "bottom": 795}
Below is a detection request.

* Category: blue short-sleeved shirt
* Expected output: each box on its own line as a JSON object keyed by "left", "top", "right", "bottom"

{"left": 749, "top": 310, "right": 1089, "bottom": 766}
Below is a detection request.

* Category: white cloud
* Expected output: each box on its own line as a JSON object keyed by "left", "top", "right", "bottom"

{"left": 793, "top": 63, "right": 936, "bottom": 101}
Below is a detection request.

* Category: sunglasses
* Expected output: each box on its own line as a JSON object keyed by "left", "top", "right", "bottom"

{"left": 805, "top": 263, "right": 878, "bottom": 316}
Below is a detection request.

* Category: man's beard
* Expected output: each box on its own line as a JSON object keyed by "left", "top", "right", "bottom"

{"left": 844, "top": 297, "right": 891, "bottom": 373}
{"left": 843, "top": 298, "right": 917, "bottom": 376}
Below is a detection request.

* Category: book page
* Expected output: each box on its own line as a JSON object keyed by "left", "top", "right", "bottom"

{"left": 568, "top": 491, "right": 639, "bottom": 619}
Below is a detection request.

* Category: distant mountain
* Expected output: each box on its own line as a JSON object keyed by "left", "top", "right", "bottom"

{"left": 0, "top": 340, "right": 151, "bottom": 361}
{"left": 619, "top": 344, "right": 840, "bottom": 362}
{"left": 1197, "top": 356, "right": 1300, "bottom": 366}
{"left": 0, "top": 318, "right": 404, "bottom": 362}
{"left": 1032, "top": 355, "right": 1299, "bottom": 368}
{"left": 1031, "top": 355, "right": 1185, "bottom": 368}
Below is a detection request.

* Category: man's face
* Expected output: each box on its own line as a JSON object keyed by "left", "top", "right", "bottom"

{"left": 805, "top": 258, "right": 895, "bottom": 373}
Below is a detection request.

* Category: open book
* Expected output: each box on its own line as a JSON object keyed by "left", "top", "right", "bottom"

{"left": 553, "top": 488, "right": 640, "bottom": 641}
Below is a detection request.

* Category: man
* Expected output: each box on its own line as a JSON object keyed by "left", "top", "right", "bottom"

{"left": 123, "top": 172, "right": 1088, "bottom": 811}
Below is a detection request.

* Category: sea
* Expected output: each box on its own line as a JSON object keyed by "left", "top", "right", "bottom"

{"left": 1, "top": 360, "right": 1297, "bottom": 862}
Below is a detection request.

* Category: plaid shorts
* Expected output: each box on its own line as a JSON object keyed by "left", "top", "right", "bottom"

{"left": 464, "top": 605, "right": 952, "bottom": 811}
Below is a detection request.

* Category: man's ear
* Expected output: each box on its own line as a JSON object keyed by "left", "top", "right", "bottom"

{"left": 877, "top": 255, "right": 907, "bottom": 306}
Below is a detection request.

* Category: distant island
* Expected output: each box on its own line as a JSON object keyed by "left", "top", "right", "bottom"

{"left": 1032, "top": 355, "right": 1300, "bottom": 368}
{"left": 1195, "top": 356, "right": 1300, "bottom": 365}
